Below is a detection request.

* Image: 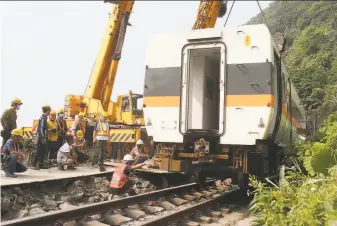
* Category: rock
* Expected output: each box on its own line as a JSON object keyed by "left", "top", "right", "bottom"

{"left": 79, "top": 220, "right": 109, "bottom": 226}
{"left": 16, "top": 209, "right": 29, "bottom": 218}
{"left": 88, "top": 197, "right": 95, "bottom": 203}
{"left": 74, "top": 180, "right": 85, "bottom": 187}
{"left": 183, "top": 195, "right": 196, "bottom": 201}
{"left": 30, "top": 203, "right": 42, "bottom": 209}
{"left": 140, "top": 204, "right": 164, "bottom": 214}
{"left": 192, "top": 192, "right": 204, "bottom": 200}
{"left": 235, "top": 217, "right": 256, "bottom": 226}
{"left": 128, "top": 204, "right": 140, "bottom": 209}
{"left": 123, "top": 208, "right": 146, "bottom": 219}
{"left": 60, "top": 196, "right": 70, "bottom": 202}
{"left": 209, "top": 189, "right": 218, "bottom": 195}
{"left": 169, "top": 197, "right": 187, "bottom": 206}
{"left": 182, "top": 221, "right": 200, "bottom": 226}
{"left": 12, "top": 187, "right": 24, "bottom": 196}
{"left": 44, "top": 199, "right": 58, "bottom": 210}
{"left": 59, "top": 202, "right": 77, "bottom": 210}
{"left": 201, "top": 191, "right": 213, "bottom": 197}
{"left": 43, "top": 195, "right": 50, "bottom": 201}
{"left": 103, "top": 213, "right": 132, "bottom": 226}
{"left": 196, "top": 216, "right": 212, "bottom": 223}
{"left": 70, "top": 188, "right": 84, "bottom": 201}
{"left": 89, "top": 214, "right": 102, "bottom": 221}
{"left": 63, "top": 220, "right": 77, "bottom": 226}
{"left": 29, "top": 208, "right": 46, "bottom": 216}
{"left": 159, "top": 201, "right": 176, "bottom": 210}
{"left": 17, "top": 197, "right": 25, "bottom": 204}
{"left": 56, "top": 201, "right": 64, "bottom": 205}
{"left": 210, "top": 211, "right": 222, "bottom": 218}
{"left": 1, "top": 196, "right": 11, "bottom": 210}
{"left": 49, "top": 193, "right": 56, "bottom": 200}
{"left": 112, "top": 195, "right": 123, "bottom": 200}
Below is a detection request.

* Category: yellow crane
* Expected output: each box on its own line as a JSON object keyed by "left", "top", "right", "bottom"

{"left": 26, "top": 0, "right": 228, "bottom": 159}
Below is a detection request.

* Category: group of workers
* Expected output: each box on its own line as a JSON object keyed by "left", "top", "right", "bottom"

{"left": 1, "top": 98, "right": 150, "bottom": 185}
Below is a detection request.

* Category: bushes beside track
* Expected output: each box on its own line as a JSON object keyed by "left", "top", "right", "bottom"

{"left": 249, "top": 112, "right": 337, "bottom": 225}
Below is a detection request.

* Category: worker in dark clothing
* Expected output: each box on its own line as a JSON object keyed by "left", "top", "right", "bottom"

{"left": 32, "top": 104, "right": 51, "bottom": 170}
{"left": 1, "top": 98, "right": 23, "bottom": 148}
{"left": 108, "top": 154, "right": 147, "bottom": 195}
{"left": 56, "top": 108, "right": 68, "bottom": 151}
{"left": 1, "top": 128, "right": 27, "bottom": 178}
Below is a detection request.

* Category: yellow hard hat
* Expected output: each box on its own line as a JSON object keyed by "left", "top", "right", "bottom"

{"left": 50, "top": 110, "right": 56, "bottom": 115}
{"left": 58, "top": 108, "right": 64, "bottom": 114}
{"left": 76, "top": 130, "right": 84, "bottom": 138}
{"left": 11, "top": 98, "right": 23, "bottom": 105}
{"left": 42, "top": 104, "right": 51, "bottom": 110}
{"left": 78, "top": 112, "right": 85, "bottom": 118}
{"left": 11, "top": 128, "right": 23, "bottom": 137}
{"left": 103, "top": 112, "right": 109, "bottom": 117}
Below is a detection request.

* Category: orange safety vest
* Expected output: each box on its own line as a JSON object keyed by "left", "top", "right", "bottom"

{"left": 96, "top": 120, "right": 109, "bottom": 137}
{"left": 109, "top": 163, "right": 129, "bottom": 189}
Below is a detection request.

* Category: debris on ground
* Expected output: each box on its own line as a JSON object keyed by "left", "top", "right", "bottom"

{"left": 1, "top": 176, "right": 154, "bottom": 221}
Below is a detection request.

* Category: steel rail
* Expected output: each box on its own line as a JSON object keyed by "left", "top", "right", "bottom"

{"left": 1, "top": 180, "right": 215, "bottom": 226}
{"left": 140, "top": 187, "right": 240, "bottom": 226}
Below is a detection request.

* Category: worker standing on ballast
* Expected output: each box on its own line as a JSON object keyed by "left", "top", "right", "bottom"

{"left": 32, "top": 104, "right": 51, "bottom": 170}
{"left": 46, "top": 110, "right": 58, "bottom": 166}
{"left": 56, "top": 108, "right": 68, "bottom": 151}
{"left": 93, "top": 112, "right": 110, "bottom": 172}
{"left": 1, "top": 98, "right": 23, "bottom": 148}
{"left": 1, "top": 129, "right": 27, "bottom": 178}
{"left": 108, "top": 154, "right": 147, "bottom": 195}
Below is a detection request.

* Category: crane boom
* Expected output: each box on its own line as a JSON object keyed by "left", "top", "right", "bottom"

{"left": 84, "top": 1, "right": 134, "bottom": 111}
{"left": 83, "top": 0, "right": 227, "bottom": 113}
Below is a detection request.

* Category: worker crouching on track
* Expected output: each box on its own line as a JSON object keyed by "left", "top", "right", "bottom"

{"left": 93, "top": 112, "right": 110, "bottom": 172}
{"left": 130, "top": 139, "right": 148, "bottom": 165}
{"left": 32, "top": 104, "right": 51, "bottom": 170}
{"left": 1, "top": 98, "right": 23, "bottom": 148}
{"left": 56, "top": 108, "right": 67, "bottom": 151}
{"left": 1, "top": 129, "right": 27, "bottom": 178}
{"left": 46, "top": 110, "right": 58, "bottom": 166}
{"left": 71, "top": 130, "right": 89, "bottom": 165}
{"left": 108, "top": 154, "right": 146, "bottom": 195}
{"left": 57, "top": 139, "right": 76, "bottom": 171}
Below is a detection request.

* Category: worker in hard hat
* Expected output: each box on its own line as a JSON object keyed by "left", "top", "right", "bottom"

{"left": 71, "top": 130, "right": 89, "bottom": 164}
{"left": 71, "top": 112, "right": 85, "bottom": 138}
{"left": 108, "top": 154, "right": 147, "bottom": 195}
{"left": 32, "top": 104, "right": 51, "bottom": 170}
{"left": 130, "top": 139, "right": 148, "bottom": 165}
{"left": 1, "top": 98, "right": 23, "bottom": 148}
{"left": 57, "top": 138, "right": 76, "bottom": 171}
{"left": 92, "top": 112, "right": 110, "bottom": 172}
{"left": 46, "top": 110, "right": 59, "bottom": 166}
{"left": 56, "top": 108, "right": 68, "bottom": 151}
{"left": 1, "top": 129, "right": 27, "bottom": 178}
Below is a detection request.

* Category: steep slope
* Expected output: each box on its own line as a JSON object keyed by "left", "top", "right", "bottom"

{"left": 247, "top": 1, "right": 337, "bottom": 130}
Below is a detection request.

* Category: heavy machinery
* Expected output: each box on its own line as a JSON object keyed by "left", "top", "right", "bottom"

{"left": 143, "top": 24, "right": 306, "bottom": 186}
{"left": 26, "top": 0, "right": 228, "bottom": 159}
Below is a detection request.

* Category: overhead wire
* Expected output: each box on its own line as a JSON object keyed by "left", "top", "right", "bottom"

{"left": 224, "top": 0, "right": 235, "bottom": 27}
{"left": 256, "top": 0, "right": 277, "bottom": 44}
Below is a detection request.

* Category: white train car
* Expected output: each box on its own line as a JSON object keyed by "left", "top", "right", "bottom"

{"left": 143, "top": 24, "right": 306, "bottom": 183}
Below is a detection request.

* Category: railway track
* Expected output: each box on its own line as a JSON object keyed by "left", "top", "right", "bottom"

{"left": 2, "top": 180, "right": 242, "bottom": 226}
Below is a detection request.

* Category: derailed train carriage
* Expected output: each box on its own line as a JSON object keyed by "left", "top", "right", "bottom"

{"left": 142, "top": 24, "right": 306, "bottom": 185}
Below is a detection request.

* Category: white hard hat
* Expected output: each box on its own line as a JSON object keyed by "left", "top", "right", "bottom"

{"left": 123, "top": 154, "right": 133, "bottom": 162}
{"left": 136, "top": 139, "right": 144, "bottom": 145}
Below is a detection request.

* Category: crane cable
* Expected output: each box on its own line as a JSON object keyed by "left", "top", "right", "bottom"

{"left": 256, "top": 0, "right": 277, "bottom": 44}
{"left": 224, "top": 0, "right": 235, "bottom": 27}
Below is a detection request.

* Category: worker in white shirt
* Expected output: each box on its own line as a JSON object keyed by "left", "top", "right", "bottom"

{"left": 93, "top": 112, "right": 110, "bottom": 172}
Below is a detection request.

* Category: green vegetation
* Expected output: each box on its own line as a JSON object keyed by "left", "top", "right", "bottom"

{"left": 248, "top": 1, "right": 337, "bottom": 131}
{"left": 247, "top": 1, "right": 337, "bottom": 225}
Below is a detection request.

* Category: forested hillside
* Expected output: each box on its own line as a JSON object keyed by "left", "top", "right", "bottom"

{"left": 248, "top": 1, "right": 337, "bottom": 132}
